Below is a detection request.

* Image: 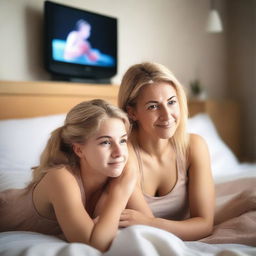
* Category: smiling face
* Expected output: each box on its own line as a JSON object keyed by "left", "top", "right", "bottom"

{"left": 74, "top": 118, "right": 128, "bottom": 178}
{"left": 129, "top": 82, "right": 180, "bottom": 140}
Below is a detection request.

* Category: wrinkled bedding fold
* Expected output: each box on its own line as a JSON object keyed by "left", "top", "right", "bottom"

{"left": 200, "top": 178, "right": 256, "bottom": 246}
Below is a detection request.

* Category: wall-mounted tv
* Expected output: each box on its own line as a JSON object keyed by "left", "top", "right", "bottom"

{"left": 44, "top": 1, "right": 118, "bottom": 83}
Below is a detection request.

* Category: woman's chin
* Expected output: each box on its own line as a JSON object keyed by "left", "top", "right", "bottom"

{"left": 157, "top": 128, "right": 176, "bottom": 139}
{"left": 108, "top": 167, "right": 124, "bottom": 178}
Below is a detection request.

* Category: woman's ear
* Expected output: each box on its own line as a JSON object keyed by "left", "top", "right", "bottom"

{"left": 72, "top": 143, "right": 83, "bottom": 158}
{"left": 126, "top": 106, "right": 137, "bottom": 121}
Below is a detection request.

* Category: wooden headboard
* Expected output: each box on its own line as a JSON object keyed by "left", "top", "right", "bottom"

{"left": 0, "top": 80, "right": 240, "bottom": 159}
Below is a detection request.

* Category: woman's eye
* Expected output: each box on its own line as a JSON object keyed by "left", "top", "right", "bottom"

{"left": 120, "top": 138, "right": 127, "bottom": 144}
{"left": 168, "top": 100, "right": 176, "bottom": 105}
{"left": 147, "top": 104, "right": 158, "bottom": 110}
{"left": 100, "top": 140, "right": 111, "bottom": 145}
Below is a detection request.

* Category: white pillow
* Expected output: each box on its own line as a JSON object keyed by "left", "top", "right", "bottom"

{"left": 0, "top": 171, "right": 32, "bottom": 191}
{"left": 0, "top": 112, "right": 239, "bottom": 180}
{"left": 187, "top": 114, "right": 239, "bottom": 178}
{"left": 0, "top": 114, "right": 66, "bottom": 172}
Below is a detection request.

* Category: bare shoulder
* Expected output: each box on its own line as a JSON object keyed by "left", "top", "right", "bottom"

{"left": 188, "top": 133, "right": 209, "bottom": 153}
{"left": 33, "top": 166, "right": 82, "bottom": 216}
{"left": 189, "top": 133, "right": 206, "bottom": 144}
{"left": 40, "top": 166, "right": 80, "bottom": 196}
{"left": 44, "top": 166, "right": 77, "bottom": 182}
{"left": 187, "top": 133, "right": 211, "bottom": 170}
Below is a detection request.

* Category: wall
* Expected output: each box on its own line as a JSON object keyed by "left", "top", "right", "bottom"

{"left": 0, "top": 0, "right": 227, "bottom": 98}
{"left": 0, "top": 0, "right": 255, "bottom": 161}
{"left": 226, "top": 0, "right": 256, "bottom": 161}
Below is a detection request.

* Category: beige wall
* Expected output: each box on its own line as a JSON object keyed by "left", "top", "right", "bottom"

{"left": 0, "top": 0, "right": 227, "bottom": 98}
{"left": 0, "top": 0, "right": 255, "bottom": 161}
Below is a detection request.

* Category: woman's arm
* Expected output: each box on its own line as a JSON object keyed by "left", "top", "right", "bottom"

{"left": 94, "top": 172, "right": 153, "bottom": 220}
{"left": 44, "top": 167, "right": 136, "bottom": 252}
{"left": 120, "top": 134, "right": 215, "bottom": 240}
{"left": 126, "top": 182, "right": 153, "bottom": 217}
{"left": 125, "top": 143, "right": 153, "bottom": 217}
{"left": 94, "top": 143, "right": 153, "bottom": 219}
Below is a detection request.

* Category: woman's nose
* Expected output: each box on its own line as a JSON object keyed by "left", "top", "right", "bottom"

{"left": 160, "top": 106, "right": 170, "bottom": 121}
{"left": 111, "top": 143, "right": 122, "bottom": 158}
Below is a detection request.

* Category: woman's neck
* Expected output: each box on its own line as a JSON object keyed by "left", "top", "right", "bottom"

{"left": 133, "top": 130, "right": 171, "bottom": 159}
{"left": 79, "top": 163, "right": 108, "bottom": 196}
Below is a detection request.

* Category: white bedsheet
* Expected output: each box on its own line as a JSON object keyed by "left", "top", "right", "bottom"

{"left": 0, "top": 225, "right": 255, "bottom": 256}
{"left": 1, "top": 165, "right": 256, "bottom": 256}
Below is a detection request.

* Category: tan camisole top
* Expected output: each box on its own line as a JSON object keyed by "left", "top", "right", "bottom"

{"left": 0, "top": 168, "right": 84, "bottom": 236}
{"left": 144, "top": 159, "right": 190, "bottom": 220}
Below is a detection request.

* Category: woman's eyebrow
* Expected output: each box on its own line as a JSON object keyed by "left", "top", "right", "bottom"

{"left": 96, "top": 134, "right": 127, "bottom": 140}
{"left": 144, "top": 100, "right": 158, "bottom": 106}
{"left": 167, "top": 96, "right": 177, "bottom": 101}
{"left": 96, "top": 135, "right": 111, "bottom": 140}
{"left": 144, "top": 96, "right": 176, "bottom": 105}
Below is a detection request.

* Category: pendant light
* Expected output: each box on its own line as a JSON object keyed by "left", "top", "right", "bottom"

{"left": 206, "top": 0, "right": 223, "bottom": 33}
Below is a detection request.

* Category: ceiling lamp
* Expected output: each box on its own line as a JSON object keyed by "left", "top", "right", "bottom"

{"left": 206, "top": 0, "right": 223, "bottom": 33}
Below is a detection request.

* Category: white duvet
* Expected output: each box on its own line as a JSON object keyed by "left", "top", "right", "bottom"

{"left": 0, "top": 224, "right": 255, "bottom": 256}
{"left": 0, "top": 113, "right": 255, "bottom": 256}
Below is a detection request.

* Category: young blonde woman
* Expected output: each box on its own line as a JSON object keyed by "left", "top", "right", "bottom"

{"left": 0, "top": 99, "right": 151, "bottom": 252}
{"left": 118, "top": 62, "right": 215, "bottom": 240}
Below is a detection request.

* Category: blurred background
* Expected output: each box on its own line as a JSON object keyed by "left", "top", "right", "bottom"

{"left": 0, "top": 0, "right": 255, "bottom": 162}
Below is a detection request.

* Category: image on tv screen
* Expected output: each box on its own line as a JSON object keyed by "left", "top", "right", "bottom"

{"left": 49, "top": 3, "right": 117, "bottom": 67}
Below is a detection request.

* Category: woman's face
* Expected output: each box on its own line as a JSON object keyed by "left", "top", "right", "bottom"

{"left": 75, "top": 118, "right": 128, "bottom": 178}
{"left": 130, "top": 82, "right": 180, "bottom": 140}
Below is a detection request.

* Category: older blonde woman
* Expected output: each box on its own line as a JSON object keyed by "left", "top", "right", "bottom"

{"left": 118, "top": 62, "right": 215, "bottom": 240}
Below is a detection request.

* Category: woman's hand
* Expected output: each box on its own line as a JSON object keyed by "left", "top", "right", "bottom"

{"left": 119, "top": 209, "right": 152, "bottom": 228}
{"left": 110, "top": 143, "right": 139, "bottom": 195}
{"left": 109, "top": 159, "right": 137, "bottom": 198}
{"left": 93, "top": 161, "right": 137, "bottom": 220}
{"left": 94, "top": 151, "right": 139, "bottom": 219}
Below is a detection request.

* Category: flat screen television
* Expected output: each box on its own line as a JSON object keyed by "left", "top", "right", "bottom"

{"left": 44, "top": 1, "right": 118, "bottom": 83}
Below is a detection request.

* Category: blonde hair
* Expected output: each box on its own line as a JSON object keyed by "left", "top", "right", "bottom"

{"left": 31, "top": 99, "right": 129, "bottom": 185}
{"left": 118, "top": 62, "right": 189, "bottom": 166}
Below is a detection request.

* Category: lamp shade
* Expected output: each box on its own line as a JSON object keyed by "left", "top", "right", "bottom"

{"left": 206, "top": 9, "right": 223, "bottom": 33}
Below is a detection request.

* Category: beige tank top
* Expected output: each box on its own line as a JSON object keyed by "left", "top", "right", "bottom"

{"left": 144, "top": 159, "right": 189, "bottom": 220}
{"left": 0, "top": 168, "right": 85, "bottom": 236}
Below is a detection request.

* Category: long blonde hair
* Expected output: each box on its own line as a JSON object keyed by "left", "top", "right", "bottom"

{"left": 31, "top": 99, "right": 130, "bottom": 185}
{"left": 118, "top": 62, "right": 189, "bottom": 166}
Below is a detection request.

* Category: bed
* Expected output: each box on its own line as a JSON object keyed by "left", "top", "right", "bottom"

{"left": 0, "top": 81, "right": 255, "bottom": 256}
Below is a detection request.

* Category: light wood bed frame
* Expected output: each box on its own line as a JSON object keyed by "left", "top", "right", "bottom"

{"left": 0, "top": 81, "right": 241, "bottom": 159}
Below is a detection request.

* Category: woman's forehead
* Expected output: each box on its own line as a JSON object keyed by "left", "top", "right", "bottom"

{"left": 96, "top": 118, "right": 126, "bottom": 134}
{"left": 138, "top": 82, "right": 177, "bottom": 100}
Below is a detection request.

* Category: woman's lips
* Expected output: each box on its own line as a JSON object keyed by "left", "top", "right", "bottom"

{"left": 156, "top": 121, "right": 175, "bottom": 128}
{"left": 108, "top": 158, "right": 125, "bottom": 165}
{"left": 108, "top": 161, "right": 123, "bottom": 165}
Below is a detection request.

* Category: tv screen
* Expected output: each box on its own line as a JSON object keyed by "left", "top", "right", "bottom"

{"left": 44, "top": 1, "right": 118, "bottom": 82}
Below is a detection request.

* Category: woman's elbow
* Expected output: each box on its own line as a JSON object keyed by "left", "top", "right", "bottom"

{"left": 89, "top": 234, "right": 112, "bottom": 252}
{"left": 89, "top": 240, "right": 112, "bottom": 252}
{"left": 67, "top": 231, "right": 111, "bottom": 252}
{"left": 200, "top": 218, "right": 214, "bottom": 239}
{"left": 92, "top": 243, "right": 110, "bottom": 253}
